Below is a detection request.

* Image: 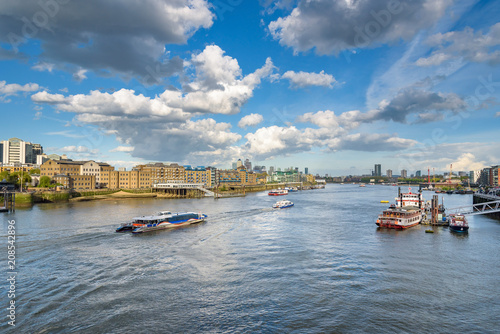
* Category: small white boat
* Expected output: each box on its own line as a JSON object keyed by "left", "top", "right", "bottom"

{"left": 273, "top": 199, "right": 294, "bottom": 209}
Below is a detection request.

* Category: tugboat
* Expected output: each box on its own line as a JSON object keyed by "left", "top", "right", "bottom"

{"left": 449, "top": 214, "right": 469, "bottom": 233}
{"left": 376, "top": 187, "right": 424, "bottom": 229}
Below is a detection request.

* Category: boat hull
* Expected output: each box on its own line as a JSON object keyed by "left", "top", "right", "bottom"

{"left": 273, "top": 204, "right": 294, "bottom": 209}
{"left": 449, "top": 225, "right": 469, "bottom": 232}
{"left": 376, "top": 221, "right": 420, "bottom": 229}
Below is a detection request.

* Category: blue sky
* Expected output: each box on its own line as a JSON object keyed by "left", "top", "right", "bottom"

{"left": 1, "top": 0, "right": 499, "bottom": 176}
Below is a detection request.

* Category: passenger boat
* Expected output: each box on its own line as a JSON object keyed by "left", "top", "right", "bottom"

{"left": 116, "top": 211, "right": 172, "bottom": 232}
{"left": 376, "top": 187, "right": 424, "bottom": 229}
{"left": 116, "top": 211, "right": 207, "bottom": 233}
{"left": 272, "top": 199, "right": 294, "bottom": 209}
{"left": 268, "top": 189, "right": 288, "bottom": 196}
{"left": 449, "top": 214, "right": 469, "bottom": 233}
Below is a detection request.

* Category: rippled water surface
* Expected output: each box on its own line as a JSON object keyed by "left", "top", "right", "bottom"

{"left": 2, "top": 185, "right": 499, "bottom": 333}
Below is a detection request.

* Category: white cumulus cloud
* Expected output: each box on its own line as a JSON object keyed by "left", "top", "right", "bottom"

{"left": 0, "top": 81, "right": 40, "bottom": 102}
{"left": 281, "top": 70, "right": 336, "bottom": 88}
{"left": 238, "top": 113, "right": 264, "bottom": 128}
{"left": 416, "top": 23, "right": 500, "bottom": 67}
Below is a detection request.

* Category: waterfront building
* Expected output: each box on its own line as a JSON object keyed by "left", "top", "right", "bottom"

{"left": 267, "top": 169, "right": 300, "bottom": 183}
{"left": 134, "top": 163, "right": 185, "bottom": 185}
{"left": 0, "top": 163, "right": 39, "bottom": 174}
{"left": 386, "top": 169, "right": 392, "bottom": 178}
{"left": 52, "top": 174, "right": 96, "bottom": 190}
{"left": 415, "top": 170, "right": 421, "bottom": 177}
{"left": 374, "top": 164, "right": 381, "bottom": 177}
{"left": 41, "top": 159, "right": 84, "bottom": 177}
{"left": 184, "top": 166, "right": 211, "bottom": 187}
{"left": 81, "top": 160, "right": 114, "bottom": 188}
{"left": 305, "top": 167, "right": 309, "bottom": 175}
{"left": 217, "top": 167, "right": 257, "bottom": 186}
{"left": 103, "top": 170, "right": 151, "bottom": 189}
{"left": 306, "top": 174, "right": 316, "bottom": 183}
{"left": 485, "top": 165, "right": 500, "bottom": 186}
{"left": 400, "top": 169, "right": 408, "bottom": 179}
{"left": 206, "top": 167, "right": 219, "bottom": 187}
{"left": 1, "top": 138, "right": 43, "bottom": 164}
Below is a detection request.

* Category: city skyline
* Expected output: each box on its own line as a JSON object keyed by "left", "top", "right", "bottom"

{"left": 1, "top": 1, "right": 499, "bottom": 176}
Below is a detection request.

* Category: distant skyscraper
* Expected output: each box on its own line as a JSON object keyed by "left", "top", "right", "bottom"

{"left": 236, "top": 159, "right": 243, "bottom": 168}
{"left": 386, "top": 169, "right": 392, "bottom": 178}
{"left": 244, "top": 158, "right": 252, "bottom": 170}
{"left": 416, "top": 170, "right": 421, "bottom": 177}
{"left": 305, "top": 167, "right": 309, "bottom": 175}
{"left": 401, "top": 169, "right": 408, "bottom": 178}
{"left": 374, "top": 164, "right": 382, "bottom": 177}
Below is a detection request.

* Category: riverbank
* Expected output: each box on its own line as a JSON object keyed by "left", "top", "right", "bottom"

{"left": 11, "top": 182, "right": 316, "bottom": 207}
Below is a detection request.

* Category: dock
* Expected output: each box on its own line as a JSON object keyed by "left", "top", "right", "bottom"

{"left": 0, "top": 188, "right": 15, "bottom": 213}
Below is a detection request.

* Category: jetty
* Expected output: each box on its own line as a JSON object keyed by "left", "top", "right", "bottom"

{"left": 0, "top": 188, "right": 16, "bottom": 213}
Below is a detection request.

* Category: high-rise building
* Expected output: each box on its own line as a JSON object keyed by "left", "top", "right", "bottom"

{"left": 1, "top": 137, "right": 43, "bottom": 164}
{"left": 374, "top": 164, "right": 381, "bottom": 177}
{"left": 416, "top": 170, "right": 421, "bottom": 177}
{"left": 305, "top": 167, "right": 309, "bottom": 175}
{"left": 386, "top": 169, "right": 392, "bottom": 178}
{"left": 244, "top": 158, "right": 252, "bottom": 170}
{"left": 236, "top": 159, "right": 243, "bottom": 169}
{"left": 401, "top": 169, "right": 408, "bottom": 178}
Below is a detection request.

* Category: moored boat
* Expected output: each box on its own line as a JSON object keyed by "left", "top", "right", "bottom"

{"left": 268, "top": 189, "right": 288, "bottom": 196}
{"left": 116, "top": 211, "right": 207, "bottom": 234}
{"left": 376, "top": 207, "right": 423, "bottom": 229}
{"left": 376, "top": 187, "right": 424, "bottom": 229}
{"left": 449, "top": 214, "right": 469, "bottom": 233}
{"left": 272, "top": 199, "right": 294, "bottom": 209}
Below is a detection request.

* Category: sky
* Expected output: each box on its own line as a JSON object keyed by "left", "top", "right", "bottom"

{"left": 0, "top": 0, "right": 499, "bottom": 176}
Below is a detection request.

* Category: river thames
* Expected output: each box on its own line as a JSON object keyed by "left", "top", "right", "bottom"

{"left": 2, "top": 184, "right": 499, "bottom": 333}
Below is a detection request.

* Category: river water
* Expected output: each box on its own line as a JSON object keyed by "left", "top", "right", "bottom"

{"left": 2, "top": 184, "right": 499, "bottom": 333}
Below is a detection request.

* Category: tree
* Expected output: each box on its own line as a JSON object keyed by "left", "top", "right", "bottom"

{"left": 39, "top": 176, "right": 52, "bottom": 188}
{"left": 0, "top": 171, "right": 9, "bottom": 182}
{"left": 29, "top": 168, "right": 40, "bottom": 175}
{"left": 12, "top": 172, "right": 31, "bottom": 185}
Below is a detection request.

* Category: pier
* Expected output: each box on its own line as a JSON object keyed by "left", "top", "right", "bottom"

{"left": 0, "top": 187, "right": 15, "bottom": 212}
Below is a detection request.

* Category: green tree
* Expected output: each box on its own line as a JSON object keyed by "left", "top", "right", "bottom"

{"left": 0, "top": 170, "right": 9, "bottom": 182}
{"left": 39, "top": 176, "right": 52, "bottom": 188}
{"left": 29, "top": 168, "right": 40, "bottom": 175}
